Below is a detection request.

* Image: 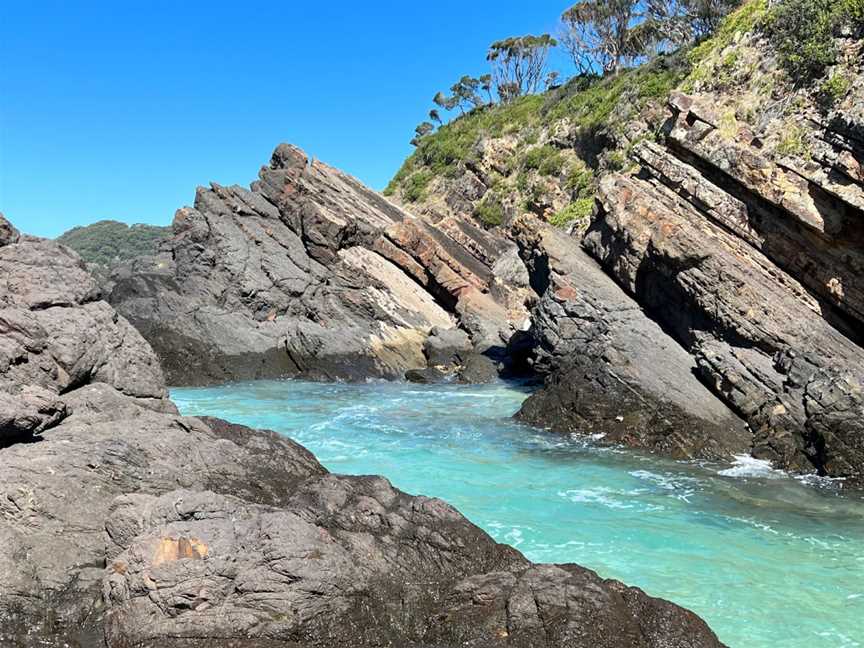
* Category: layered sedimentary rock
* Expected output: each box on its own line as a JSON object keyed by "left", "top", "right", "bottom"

{"left": 109, "top": 145, "right": 532, "bottom": 385}
{"left": 512, "top": 215, "right": 749, "bottom": 460}
{"left": 1, "top": 217, "right": 723, "bottom": 646}
{"left": 580, "top": 91, "right": 864, "bottom": 485}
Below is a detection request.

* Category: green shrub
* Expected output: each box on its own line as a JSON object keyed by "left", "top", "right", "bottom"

{"left": 565, "top": 164, "right": 594, "bottom": 197}
{"left": 549, "top": 197, "right": 595, "bottom": 229}
{"left": 776, "top": 124, "right": 810, "bottom": 158}
{"left": 474, "top": 194, "right": 505, "bottom": 227}
{"left": 402, "top": 171, "right": 434, "bottom": 202}
{"left": 688, "top": 0, "right": 768, "bottom": 71}
{"left": 523, "top": 145, "right": 554, "bottom": 170}
{"left": 760, "top": 0, "right": 861, "bottom": 84}
{"left": 539, "top": 153, "right": 564, "bottom": 177}
{"left": 819, "top": 72, "right": 852, "bottom": 107}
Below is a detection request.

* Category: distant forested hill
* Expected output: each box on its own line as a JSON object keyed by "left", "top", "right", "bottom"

{"left": 57, "top": 220, "right": 171, "bottom": 266}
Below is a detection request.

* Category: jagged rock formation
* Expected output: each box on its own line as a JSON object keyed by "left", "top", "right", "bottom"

{"left": 381, "top": 3, "right": 864, "bottom": 485}
{"left": 108, "top": 145, "right": 532, "bottom": 385}
{"left": 582, "top": 88, "right": 864, "bottom": 485}
{"left": 0, "top": 216, "right": 724, "bottom": 646}
{"left": 511, "top": 215, "right": 749, "bottom": 460}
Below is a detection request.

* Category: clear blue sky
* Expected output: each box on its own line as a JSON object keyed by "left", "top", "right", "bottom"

{"left": 1, "top": 1, "right": 573, "bottom": 238}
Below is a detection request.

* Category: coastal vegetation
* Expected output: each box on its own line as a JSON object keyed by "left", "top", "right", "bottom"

{"left": 57, "top": 219, "right": 169, "bottom": 266}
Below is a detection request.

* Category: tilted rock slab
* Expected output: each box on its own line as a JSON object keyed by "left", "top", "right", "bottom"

{"left": 109, "top": 144, "right": 532, "bottom": 385}
{"left": 586, "top": 167, "right": 864, "bottom": 485}
{"left": 0, "top": 220, "right": 724, "bottom": 646}
{"left": 511, "top": 215, "right": 749, "bottom": 460}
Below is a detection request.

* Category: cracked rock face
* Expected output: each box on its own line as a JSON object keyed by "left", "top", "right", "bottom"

{"left": 580, "top": 90, "right": 864, "bottom": 486}
{"left": 108, "top": 144, "right": 533, "bottom": 386}
{"left": 0, "top": 223, "right": 724, "bottom": 646}
{"left": 511, "top": 215, "right": 749, "bottom": 460}
{"left": 100, "top": 484, "right": 724, "bottom": 648}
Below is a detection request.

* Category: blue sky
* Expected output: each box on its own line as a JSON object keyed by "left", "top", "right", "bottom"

{"left": 1, "top": 1, "right": 573, "bottom": 238}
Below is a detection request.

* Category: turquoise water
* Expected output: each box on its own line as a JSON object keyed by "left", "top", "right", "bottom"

{"left": 172, "top": 379, "right": 864, "bottom": 648}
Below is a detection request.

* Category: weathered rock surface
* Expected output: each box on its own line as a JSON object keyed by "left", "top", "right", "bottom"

{"left": 1, "top": 222, "right": 724, "bottom": 646}
{"left": 580, "top": 90, "right": 864, "bottom": 485}
{"left": 511, "top": 215, "right": 749, "bottom": 460}
{"left": 0, "top": 212, "right": 20, "bottom": 246}
{"left": 109, "top": 145, "right": 532, "bottom": 385}
{"left": 102, "top": 483, "right": 723, "bottom": 648}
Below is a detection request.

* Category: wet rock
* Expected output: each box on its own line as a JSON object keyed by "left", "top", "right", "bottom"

{"left": 458, "top": 353, "right": 500, "bottom": 384}
{"left": 424, "top": 326, "right": 473, "bottom": 367}
{"left": 406, "top": 366, "right": 450, "bottom": 383}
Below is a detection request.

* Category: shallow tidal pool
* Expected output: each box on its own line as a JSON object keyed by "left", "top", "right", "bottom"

{"left": 172, "top": 379, "right": 864, "bottom": 648}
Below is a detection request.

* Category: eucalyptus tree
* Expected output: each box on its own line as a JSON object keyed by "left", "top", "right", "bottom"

{"left": 411, "top": 121, "right": 435, "bottom": 146}
{"left": 559, "top": 0, "right": 645, "bottom": 75}
{"left": 486, "top": 34, "right": 558, "bottom": 102}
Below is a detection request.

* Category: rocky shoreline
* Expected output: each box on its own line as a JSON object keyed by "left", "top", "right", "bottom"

{"left": 0, "top": 214, "right": 725, "bottom": 646}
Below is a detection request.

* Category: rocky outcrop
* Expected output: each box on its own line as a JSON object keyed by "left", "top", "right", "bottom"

{"left": 579, "top": 88, "right": 864, "bottom": 485}
{"left": 102, "top": 482, "right": 722, "bottom": 648}
{"left": 1, "top": 221, "right": 723, "bottom": 646}
{"left": 512, "top": 215, "right": 749, "bottom": 460}
{"left": 109, "top": 145, "right": 532, "bottom": 385}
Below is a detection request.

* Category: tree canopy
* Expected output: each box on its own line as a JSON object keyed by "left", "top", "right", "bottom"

{"left": 486, "top": 34, "right": 558, "bottom": 102}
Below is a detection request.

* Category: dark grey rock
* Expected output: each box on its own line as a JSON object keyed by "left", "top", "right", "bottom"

{"left": 588, "top": 169, "right": 864, "bottom": 485}
{"left": 0, "top": 217, "right": 725, "bottom": 648}
{"left": 511, "top": 215, "right": 750, "bottom": 460}
{"left": 406, "top": 366, "right": 450, "bottom": 383}
{"left": 424, "top": 326, "right": 473, "bottom": 367}
{"left": 102, "top": 483, "right": 723, "bottom": 648}
{"left": 458, "top": 353, "right": 500, "bottom": 384}
{"left": 108, "top": 145, "right": 532, "bottom": 386}
{"left": 0, "top": 386, "right": 67, "bottom": 445}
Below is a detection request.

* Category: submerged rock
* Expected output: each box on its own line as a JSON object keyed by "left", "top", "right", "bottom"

{"left": 108, "top": 145, "right": 533, "bottom": 386}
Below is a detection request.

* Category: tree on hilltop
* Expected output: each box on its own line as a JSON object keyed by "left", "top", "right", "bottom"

{"left": 486, "top": 34, "right": 557, "bottom": 102}
{"left": 450, "top": 75, "right": 485, "bottom": 113}
{"left": 411, "top": 121, "right": 435, "bottom": 146}
{"left": 560, "top": 1, "right": 646, "bottom": 75}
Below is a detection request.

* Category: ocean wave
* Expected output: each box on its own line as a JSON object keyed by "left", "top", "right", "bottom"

{"left": 717, "top": 455, "right": 784, "bottom": 479}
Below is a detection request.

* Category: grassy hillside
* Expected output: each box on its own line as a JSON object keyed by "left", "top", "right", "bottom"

{"left": 385, "top": 0, "right": 860, "bottom": 231}
{"left": 57, "top": 220, "right": 170, "bottom": 266}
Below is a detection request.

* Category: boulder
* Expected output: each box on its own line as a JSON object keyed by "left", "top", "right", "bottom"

{"left": 0, "top": 213, "right": 19, "bottom": 246}
{"left": 458, "top": 353, "right": 500, "bottom": 384}
{"left": 406, "top": 366, "right": 450, "bottom": 384}
{"left": 423, "top": 326, "right": 473, "bottom": 367}
{"left": 0, "top": 386, "right": 67, "bottom": 445}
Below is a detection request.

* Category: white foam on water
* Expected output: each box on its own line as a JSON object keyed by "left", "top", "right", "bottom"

{"left": 628, "top": 469, "right": 699, "bottom": 502}
{"left": 717, "top": 455, "right": 783, "bottom": 479}
{"left": 558, "top": 487, "right": 635, "bottom": 510}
